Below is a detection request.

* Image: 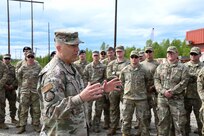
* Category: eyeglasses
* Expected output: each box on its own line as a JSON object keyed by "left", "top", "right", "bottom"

{"left": 190, "top": 53, "right": 198, "bottom": 56}
{"left": 145, "top": 51, "right": 153, "bottom": 53}
{"left": 130, "top": 55, "right": 139, "bottom": 59}
{"left": 4, "top": 58, "right": 11, "bottom": 60}
{"left": 27, "top": 56, "right": 34, "bottom": 59}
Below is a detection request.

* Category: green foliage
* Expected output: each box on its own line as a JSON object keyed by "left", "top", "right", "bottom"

{"left": 36, "top": 55, "right": 50, "bottom": 67}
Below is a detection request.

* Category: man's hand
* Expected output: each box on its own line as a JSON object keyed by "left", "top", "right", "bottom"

{"left": 164, "top": 90, "right": 173, "bottom": 98}
{"left": 103, "top": 77, "right": 122, "bottom": 92}
{"left": 79, "top": 82, "right": 104, "bottom": 102}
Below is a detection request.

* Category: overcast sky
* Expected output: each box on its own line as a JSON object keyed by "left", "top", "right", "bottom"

{"left": 0, "top": 0, "right": 204, "bottom": 58}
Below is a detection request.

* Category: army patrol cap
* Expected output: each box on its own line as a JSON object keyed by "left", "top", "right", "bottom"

{"left": 54, "top": 31, "right": 83, "bottom": 45}
{"left": 167, "top": 46, "right": 178, "bottom": 53}
{"left": 50, "top": 51, "right": 56, "bottom": 57}
{"left": 130, "top": 50, "right": 139, "bottom": 57}
{"left": 145, "top": 46, "right": 154, "bottom": 52}
{"left": 23, "top": 46, "right": 31, "bottom": 52}
{"left": 92, "top": 50, "right": 99, "bottom": 55}
{"left": 26, "top": 50, "right": 35, "bottom": 57}
{"left": 3, "top": 54, "right": 11, "bottom": 59}
{"left": 100, "top": 50, "right": 106, "bottom": 55}
{"left": 107, "top": 47, "right": 114, "bottom": 51}
{"left": 139, "top": 51, "right": 145, "bottom": 57}
{"left": 190, "top": 47, "right": 201, "bottom": 55}
{"left": 79, "top": 50, "right": 86, "bottom": 55}
{"left": 116, "top": 46, "right": 124, "bottom": 51}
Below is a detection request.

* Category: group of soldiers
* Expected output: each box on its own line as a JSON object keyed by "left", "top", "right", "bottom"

{"left": 1, "top": 30, "right": 204, "bottom": 136}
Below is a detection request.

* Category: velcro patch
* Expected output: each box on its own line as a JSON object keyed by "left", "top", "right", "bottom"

{"left": 41, "top": 83, "right": 53, "bottom": 93}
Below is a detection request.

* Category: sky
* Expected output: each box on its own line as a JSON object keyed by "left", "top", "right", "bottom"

{"left": 0, "top": 0, "right": 204, "bottom": 59}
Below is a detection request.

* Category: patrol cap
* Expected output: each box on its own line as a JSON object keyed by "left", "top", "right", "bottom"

{"left": 23, "top": 46, "right": 31, "bottom": 52}
{"left": 139, "top": 51, "right": 145, "bottom": 57}
{"left": 79, "top": 50, "right": 86, "bottom": 55}
{"left": 190, "top": 47, "right": 201, "bottom": 55}
{"left": 116, "top": 46, "right": 124, "bottom": 51}
{"left": 100, "top": 50, "right": 106, "bottom": 55}
{"left": 50, "top": 51, "right": 56, "bottom": 57}
{"left": 92, "top": 50, "right": 99, "bottom": 55}
{"left": 145, "top": 46, "right": 154, "bottom": 52}
{"left": 26, "top": 50, "right": 35, "bottom": 57}
{"left": 107, "top": 47, "right": 114, "bottom": 51}
{"left": 167, "top": 46, "right": 178, "bottom": 53}
{"left": 54, "top": 31, "right": 83, "bottom": 45}
{"left": 130, "top": 50, "right": 139, "bottom": 57}
{"left": 3, "top": 54, "right": 11, "bottom": 59}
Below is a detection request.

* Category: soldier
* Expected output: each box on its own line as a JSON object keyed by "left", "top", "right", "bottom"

{"left": 184, "top": 47, "right": 203, "bottom": 136}
{"left": 141, "top": 46, "right": 159, "bottom": 129}
{"left": 2, "top": 54, "right": 18, "bottom": 124}
{"left": 0, "top": 58, "right": 8, "bottom": 129}
{"left": 37, "top": 30, "right": 122, "bottom": 136}
{"left": 100, "top": 50, "right": 107, "bottom": 61}
{"left": 83, "top": 50, "right": 106, "bottom": 133}
{"left": 154, "top": 46, "right": 189, "bottom": 136}
{"left": 101, "top": 47, "right": 115, "bottom": 65}
{"left": 120, "top": 50, "right": 150, "bottom": 136}
{"left": 139, "top": 51, "right": 146, "bottom": 62}
{"left": 50, "top": 51, "right": 56, "bottom": 59}
{"left": 107, "top": 45, "right": 130, "bottom": 135}
{"left": 17, "top": 51, "right": 42, "bottom": 134}
{"left": 73, "top": 49, "right": 89, "bottom": 77}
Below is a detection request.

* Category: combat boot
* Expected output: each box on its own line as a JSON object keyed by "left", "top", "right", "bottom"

{"left": 17, "top": 126, "right": 26, "bottom": 134}
{"left": 122, "top": 134, "right": 130, "bottom": 136}
{"left": 33, "top": 125, "right": 41, "bottom": 133}
{"left": 93, "top": 126, "right": 100, "bottom": 133}
{"left": 107, "top": 128, "right": 116, "bottom": 136}
{"left": 103, "top": 122, "right": 110, "bottom": 129}
{"left": 0, "top": 123, "right": 9, "bottom": 129}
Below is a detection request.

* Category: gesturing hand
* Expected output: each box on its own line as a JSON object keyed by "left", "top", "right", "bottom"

{"left": 103, "top": 77, "right": 122, "bottom": 93}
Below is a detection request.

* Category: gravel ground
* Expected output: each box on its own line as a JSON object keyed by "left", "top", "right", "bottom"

{"left": 0, "top": 100, "right": 199, "bottom": 136}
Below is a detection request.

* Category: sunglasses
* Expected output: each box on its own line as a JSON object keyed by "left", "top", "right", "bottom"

{"left": 130, "top": 55, "right": 139, "bottom": 59}
{"left": 4, "top": 58, "right": 11, "bottom": 60}
{"left": 190, "top": 53, "right": 198, "bottom": 56}
{"left": 27, "top": 56, "right": 34, "bottom": 59}
{"left": 145, "top": 50, "right": 153, "bottom": 53}
{"left": 93, "top": 55, "right": 99, "bottom": 57}
{"left": 101, "top": 53, "right": 106, "bottom": 56}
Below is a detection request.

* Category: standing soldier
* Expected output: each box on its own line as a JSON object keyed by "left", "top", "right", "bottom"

{"left": 120, "top": 50, "right": 150, "bottom": 136}
{"left": 74, "top": 49, "right": 89, "bottom": 77}
{"left": 37, "top": 30, "right": 122, "bottom": 136}
{"left": 101, "top": 47, "right": 115, "bottom": 65}
{"left": 0, "top": 58, "right": 8, "bottom": 129}
{"left": 184, "top": 47, "right": 203, "bottom": 136}
{"left": 100, "top": 50, "right": 107, "bottom": 61}
{"left": 139, "top": 51, "right": 146, "bottom": 62}
{"left": 141, "top": 46, "right": 159, "bottom": 129}
{"left": 2, "top": 54, "right": 18, "bottom": 124}
{"left": 83, "top": 51, "right": 106, "bottom": 133}
{"left": 154, "top": 46, "right": 189, "bottom": 136}
{"left": 17, "top": 51, "right": 41, "bottom": 134}
{"left": 107, "top": 46, "right": 130, "bottom": 135}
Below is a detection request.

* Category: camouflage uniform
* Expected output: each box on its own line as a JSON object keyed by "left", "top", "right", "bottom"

{"left": 154, "top": 59, "right": 189, "bottom": 136}
{"left": 17, "top": 60, "right": 41, "bottom": 128}
{"left": 184, "top": 61, "right": 203, "bottom": 135}
{"left": 83, "top": 60, "right": 106, "bottom": 131}
{"left": 0, "top": 61, "right": 8, "bottom": 125}
{"left": 107, "top": 58, "right": 129, "bottom": 131}
{"left": 4, "top": 62, "right": 18, "bottom": 120}
{"left": 197, "top": 67, "right": 204, "bottom": 135}
{"left": 141, "top": 56, "right": 159, "bottom": 127}
{"left": 38, "top": 56, "right": 88, "bottom": 135}
{"left": 73, "top": 59, "right": 89, "bottom": 78}
{"left": 120, "top": 62, "right": 150, "bottom": 136}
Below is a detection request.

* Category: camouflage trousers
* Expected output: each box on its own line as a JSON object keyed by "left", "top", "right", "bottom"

{"left": 184, "top": 98, "right": 202, "bottom": 135}
{"left": 157, "top": 97, "right": 186, "bottom": 136}
{"left": 122, "top": 99, "right": 150, "bottom": 136}
{"left": 5, "top": 89, "right": 17, "bottom": 119}
{"left": 19, "top": 92, "right": 40, "bottom": 126}
{"left": 109, "top": 91, "right": 123, "bottom": 129}
{"left": 0, "top": 88, "right": 6, "bottom": 123}
{"left": 200, "top": 104, "right": 204, "bottom": 135}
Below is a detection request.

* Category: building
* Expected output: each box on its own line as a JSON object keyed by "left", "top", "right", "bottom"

{"left": 186, "top": 28, "right": 204, "bottom": 61}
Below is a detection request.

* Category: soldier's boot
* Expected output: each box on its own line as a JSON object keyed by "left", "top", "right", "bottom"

{"left": 17, "top": 126, "right": 26, "bottom": 134}
{"left": 93, "top": 126, "right": 100, "bottom": 133}
{"left": 103, "top": 121, "right": 110, "bottom": 129}
{"left": 107, "top": 128, "right": 116, "bottom": 136}
{"left": 16, "top": 122, "right": 20, "bottom": 128}
{"left": 33, "top": 125, "right": 41, "bottom": 133}
{"left": 122, "top": 134, "right": 130, "bottom": 136}
{"left": 0, "top": 123, "right": 9, "bottom": 129}
{"left": 134, "top": 120, "right": 140, "bottom": 129}
{"left": 11, "top": 118, "right": 18, "bottom": 124}
{"left": 135, "top": 129, "right": 141, "bottom": 136}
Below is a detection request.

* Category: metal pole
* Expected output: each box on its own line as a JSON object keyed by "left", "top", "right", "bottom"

{"left": 114, "top": 0, "right": 118, "bottom": 50}
{"left": 7, "top": 0, "right": 10, "bottom": 54}
{"left": 31, "top": 0, "right": 33, "bottom": 50}
{"left": 48, "top": 22, "right": 50, "bottom": 61}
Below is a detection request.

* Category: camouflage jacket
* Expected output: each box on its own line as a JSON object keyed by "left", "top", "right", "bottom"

{"left": 0, "top": 61, "right": 8, "bottom": 90}
{"left": 184, "top": 61, "right": 204, "bottom": 98}
{"left": 154, "top": 61, "right": 189, "bottom": 98}
{"left": 5, "top": 63, "right": 18, "bottom": 90}
{"left": 101, "top": 57, "right": 115, "bottom": 66}
{"left": 106, "top": 59, "right": 130, "bottom": 81}
{"left": 120, "top": 64, "right": 148, "bottom": 100}
{"left": 18, "top": 62, "right": 41, "bottom": 93}
{"left": 197, "top": 67, "right": 204, "bottom": 102}
{"left": 37, "top": 56, "right": 88, "bottom": 136}
{"left": 83, "top": 61, "right": 106, "bottom": 86}
{"left": 73, "top": 59, "right": 89, "bottom": 77}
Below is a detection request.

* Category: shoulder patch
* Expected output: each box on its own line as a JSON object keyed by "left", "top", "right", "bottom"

{"left": 41, "top": 83, "right": 53, "bottom": 93}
